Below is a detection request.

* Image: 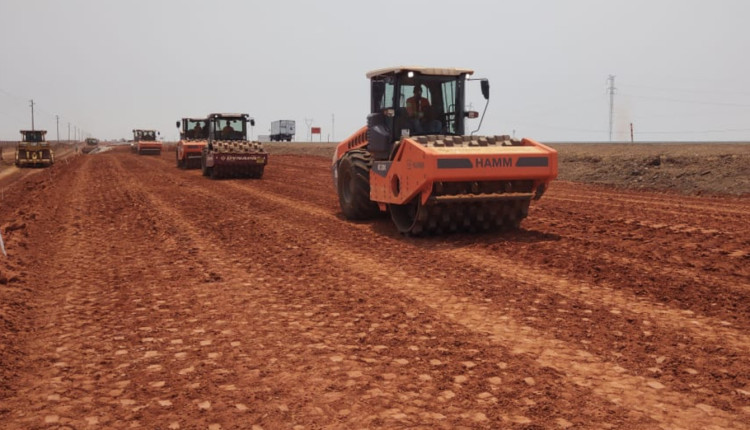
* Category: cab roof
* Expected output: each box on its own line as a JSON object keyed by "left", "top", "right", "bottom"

{"left": 208, "top": 113, "right": 250, "bottom": 119}
{"left": 20, "top": 130, "right": 46, "bottom": 133}
{"left": 366, "top": 66, "right": 474, "bottom": 79}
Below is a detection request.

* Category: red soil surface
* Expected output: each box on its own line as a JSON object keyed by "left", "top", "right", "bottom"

{"left": 0, "top": 146, "right": 748, "bottom": 429}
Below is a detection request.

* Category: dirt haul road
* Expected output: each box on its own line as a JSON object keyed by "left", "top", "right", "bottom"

{"left": 0, "top": 147, "right": 748, "bottom": 429}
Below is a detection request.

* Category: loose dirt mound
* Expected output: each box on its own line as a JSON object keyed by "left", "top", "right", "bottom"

{"left": 556, "top": 143, "right": 750, "bottom": 195}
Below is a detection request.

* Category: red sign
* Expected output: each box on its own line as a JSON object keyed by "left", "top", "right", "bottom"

{"left": 311, "top": 127, "right": 321, "bottom": 134}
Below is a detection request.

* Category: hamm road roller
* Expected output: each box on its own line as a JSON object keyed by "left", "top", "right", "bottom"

{"left": 175, "top": 117, "right": 208, "bottom": 169}
{"left": 332, "top": 66, "right": 558, "bottom": 235}
{"left": 133, "top": 129, "right": 162, "bottom": 155}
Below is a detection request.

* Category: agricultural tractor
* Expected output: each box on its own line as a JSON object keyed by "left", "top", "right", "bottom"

{"left": 132, "top": 129, "right": 162, "bottom": 155}
{"left": 15, "top": 130, "right": 54, "bottom": 168}
{"left": 332, "top": 66, "right": 558, "bottom": 235}
{"left": 200, "top": 113, "right": 267, "bottom": 179}
{"left": 175, "top": 117, "right": 208, "bottom": 169}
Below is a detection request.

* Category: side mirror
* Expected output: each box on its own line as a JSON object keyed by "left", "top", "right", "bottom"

{"left": 481, "top": 79, "right": 490, "bottom": 100}
{"left": 157, "top": 131, "right": 160, "bottom": 136}
{"left": 250, "top": 119, "right": 255, "bottom": 126}
{"left": 176, "top": 121, "right": 180, "bottom": 129}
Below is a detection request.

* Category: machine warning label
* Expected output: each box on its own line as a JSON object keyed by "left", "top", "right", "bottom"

{"left": 407, "top": 160, "right": 424, "bottom": 169}
{"left": 372, "top": 161, "right": 392, "bottom": 177}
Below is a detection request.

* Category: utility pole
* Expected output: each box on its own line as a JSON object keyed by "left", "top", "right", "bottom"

{"left": 607, "top": 75, "right": 616, "bottom": 142}
{"left": 331, "top": 113, "right": 335, "bottom": 142}
{"left": 68, "top": 122, "right": 71, "bottom": 143}
{"left": 30, "top": 99, "right": 35, "bottom": 131}
{"left": 56, "top": 115, "right": 60, "bottom": 142}
{"left": 304, "top": 117, "right": 313, "bottom": 141}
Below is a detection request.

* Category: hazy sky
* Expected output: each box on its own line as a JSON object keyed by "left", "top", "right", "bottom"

{"left": 1, "top": 0, "right": 749, "bottom": 142}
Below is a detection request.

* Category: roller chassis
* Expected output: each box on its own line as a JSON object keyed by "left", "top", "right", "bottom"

{"left": 176, "top": 139, "right": 206, "bottom": 169}
{"left": 201, "top": 140, "right": 267, "bottom": 179}
{"left": 335, "top": 134, "right": 557, "bottom": 235}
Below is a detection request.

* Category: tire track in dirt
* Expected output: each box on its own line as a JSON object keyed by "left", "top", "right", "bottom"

{"left": 526, "top": 216, "right": 749, "bottom": 290}
{"left": 121, "top": 153, "right": 749, "bottom": 428}
{"left": 5, "top": 150, "right": 747, "bottom": 428}
{"left": 200, "top": 156, "right": 749, "bottom": 415}
{"left": 134, "top": 153, "right": 750, "bottom": 357}
{"left": 521, "top": 213, "right": 750, "bottom": 312}
{"left": 208, "top": 174, "right": 750, "bottom": 353}
{"left": 1, "top": 156, "right": 257, "bottom": 428}
{"left": 549, "top": 181, "right": 750, "bottom": 212}
{"left": 545, "top": 194, "right": 750, "bottom": 218}
{"left": 117, "top": 153, "right": 643, "bottom": 428}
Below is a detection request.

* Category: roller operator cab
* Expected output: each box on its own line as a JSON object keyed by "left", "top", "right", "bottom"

{"left": 332, "top": 66, "right": 558, "bottom": 235}
{"left": 200, "top": 113, "right": 268, "bottom": 179}
{"left": 133, "top": 129, "right": 162, "bottom": 155}
{"left": 175, "top": 117, "right": 208, "bottom": 169}
{"left": 15, "top": 130, "right": 54, "bottom": 167}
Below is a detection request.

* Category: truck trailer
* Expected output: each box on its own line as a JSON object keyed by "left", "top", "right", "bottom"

{"left": 270, "top": 120, "right": 295, "bottom": 141}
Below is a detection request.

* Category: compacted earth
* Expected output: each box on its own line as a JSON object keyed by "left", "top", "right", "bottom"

{"left": 0, "top": 143, "right": 748, "bottom": 429}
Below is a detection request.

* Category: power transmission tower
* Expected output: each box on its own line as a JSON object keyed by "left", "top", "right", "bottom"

{"left": 607, "top": 75, "right": 616, "bottom": 142}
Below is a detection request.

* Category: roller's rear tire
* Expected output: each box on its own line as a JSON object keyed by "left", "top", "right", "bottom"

{"left": 201, "top": 156, "right": 212, "bottom": 177}
{"left": 337, "top": 150, "right": 379, "bottom": 220}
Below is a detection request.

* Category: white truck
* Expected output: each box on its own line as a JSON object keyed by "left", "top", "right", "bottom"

{"left": 270, "top": 120, "right": 295, "bottom": 141}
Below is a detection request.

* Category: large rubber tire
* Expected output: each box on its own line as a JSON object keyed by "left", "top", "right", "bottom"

{"left": 337, "top": 150, "right": 379, "bottom": 220}
{"left": 201, "top": 155, "right": 211, "bottom": 177}
{"left": 176, "top": 151, "right": 184, "bottom": 168}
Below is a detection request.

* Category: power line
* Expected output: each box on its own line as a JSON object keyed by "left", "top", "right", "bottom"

{"left": 620, "top": 93, "right": 750, "bottom": 108}
{"left": 635, "top": 128, "right": 750, "bottom": 135}
{"left": 619, "top": 83, "right": 750, "bottom": 97}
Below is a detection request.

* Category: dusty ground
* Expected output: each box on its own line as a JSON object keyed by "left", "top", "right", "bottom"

{"left": 264, "top": 141, "right": 750, "bottom": 196}
{"left": 0, "top": 144, "right": 748, "bottom": 429}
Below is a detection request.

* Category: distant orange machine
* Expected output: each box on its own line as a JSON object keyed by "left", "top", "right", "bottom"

{"left": 175, "top": 118, "right": 208, "bottom": 169}
{"left": 132, "top": 129, "right": 162, "bottom": 155}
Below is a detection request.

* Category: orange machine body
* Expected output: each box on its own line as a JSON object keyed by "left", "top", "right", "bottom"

{"left": 334, "top": 128, "right": 558, "bottom": 211}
